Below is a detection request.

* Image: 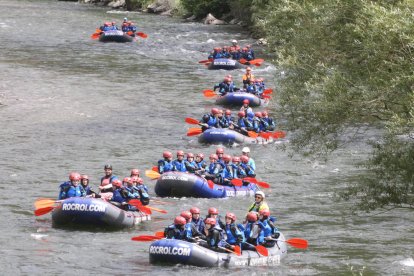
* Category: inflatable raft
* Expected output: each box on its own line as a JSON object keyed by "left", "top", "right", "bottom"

{"left": 208, "top": 58, "right": 246, "bottom": 70}
{"left": 99, "top": 30, "right": 134, "bottom": 43}
{"left": 215, "top": 92, "right": 268, "bottom": 107}
{"left": 198, "top": 128, "right": 272, "bottom": 145}
{"left": 155, "top": 171, "right": 258, "bottom": 198}
{"left": 51, "top": 197, "right": 150, "bottom": 229}
{"left": 149, "top": 236, "right": 287, "bottom": 267}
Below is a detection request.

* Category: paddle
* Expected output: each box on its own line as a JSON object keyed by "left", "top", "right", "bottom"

{"left": 136, "top": 32, "right": 148, "bottom": 38}
{"left": 203, "top": 89, "right": 218, "bottom": 98}
{"left": 129, "top": 199, "right": 167, "bottom": 214}
{"left": 127, "top": 200, "right": 152, "bottom": 214}
{"left": 242, "top": 177, "right": 270, "bottom": 189}
{"left": 230, "top": 179, "right": 243, "bottom": 187}
{"left": 198, "top": 59, "right": 213, "bottom": 64}
{"left": 239, "top": 58, "right": 264, "bottom": 66}
{"left": 34, "top": 198, "right": 58, "bottom": 209}
{"left": 263, "top": 88, "right": 273, "bottom": 95}
{"left": 259, "top": 132, "right": 273, "bottom": 140}
{"left": 131, "top": 235, "right": 162, "bottom": 241}
{"left": 34, "top": 206, "right": 55, "bottom": 216}
{"left": 185, "top": 117, "right": 202, "bottom": 125}
{"left": 218, "top": 245, "right": 241, "bottom": 256}
{"left": 152, "top": 166, "right": 159, "bottom": 172}
{"left": 155, "top": 231, "right": 165, "bottom": 238}
{"left": 261, "top": 95, "right": 271, "bottom": 99}
{"left": 272, "top": 131, "right": 286, "bottom": 139}
{"left": 231, "top": 122, "right": 259, "bottom": 138}
{"left": 145, "top": 170, "right": 161, "bottom": 180}
{"left": 187, "top": 128, "right": 203, "bottom": 136}
{"left": 270, "top": 238, "right": 308, "bottom": 249}
{"left": 91, "top": 29, "right": 103, "bottom": 40}
{"left": 242, "top": 241, "right": 268, "bottom": 256}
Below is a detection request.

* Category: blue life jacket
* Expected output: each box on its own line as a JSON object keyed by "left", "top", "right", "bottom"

{"left": 158, "top": 159, "right": 174, "bottom": 174}
{"left": 134, "top": 184, "right": 149, "bottom": 193}
{"left": 124, "top": 186, "right": 139, "bottom": 199}
{"left": 128, "top": 25, "right": 137, "bottom": 32}
{"left": 80, "top": 185, "right": 94, "bottom": 196}
{"left": 225, "top": 223, "right": 245, "bottom": 245}
{"left": 241, "top": 163, "right": 255, "bottom": 176}
{"left": 247, "top": 158, "right": 256, "bottom": 171}
{"left": 173, "top": 159, "right": 187, "bottom": 172}
{"left": 58, "top": 181, "right": 71, "bottom": 200}
{"left": 192, "top": 218, "right": 205, "bottom": 232}
{"left": 263, "top": 117, "right": 276, "bottom": 131}
{"left": 196, "top": 160, "right": 206, "bottom": 169}
{"left": 207, "top": 226, "right": 224, "bottom": 247}
{"left": 206, "top": 115, "right": 217, "bottom": 127}
{"left": 244, "top": 222, "right": 264, "bottom": 245}
{"left": 184, "top": 160, "right": 197, "bottom": 173}
{"left": 111, "top": 188, "right": 126, "bottom": 204}
{"left": 60, "top": 185, "right": 84, "bottom": 199}
{"left": 165, "top": 224, "right": 185, "bottom": 240}
{"left": 102, "top": 26, "right": 111, "bottom": 31}
{"left": 221, "top": 164, "right": 234, "bottom": 180}
{"left": 208, "top": 162, "right": 221, "bottom": 175}
{"left": 231, "top": 164, "right": 246, "bottom": 179}
{"left": 259, "top": 118, "right": 269, "bottom": 132}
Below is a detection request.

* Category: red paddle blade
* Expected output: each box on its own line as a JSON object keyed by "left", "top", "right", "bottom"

{"left": 254, "top": 63, "right": 261, "bottom": 67}
{"left": 185, "top": 117, "right": 200, "bottom": 125}
{"left": 207, "top": 180, "right": 215, "bottom": 189}
{"left": 286, "top": 238, "right": 308, "bottom": 249}
{"left": 152, "top": 166, "right": 159, "bottom": 172}
{"left": 259, "top": 132, "right": 272, "bottom": 140}
{"left": 243, "top": 177, "right": 257, "bottom": 183}
{"left": 239, "top": 58, "right": 247, "bottom": 64}
{"left": 34, "top": 206, "right": 54, "bottom": 216}
{"left": 199, "top": 59, "right": 212, "bottom": 64}
{"left": 137, "top": 206, "right": 152, "bottom": 215}
{"left": 136, "top": 32, "right": 148, "bottom": 38}
{"left": 131, "top": 236, "right": 160, "bottom": 242}
{"left": 91, "top": 33, "right": 100, "bottom": 40}
{"left": 247, "top": 131, "right": 259, "bottom": 138}
{"left": 273, "top": 131, "right": 286, "bottom": 139}
{"left": 234, "top": 245, "right": 242, "bottom": 256}
{"left": 230, "top": 179, "right": 243, "bottom": 186}
{"left": 187, "top": 128, "right": 203, "bottom": 136}
{"left": 257, "top": 181, "right": 270, "bottom": 189}
{"left": 263, "top": 89, "right": 273, "bottom": 95}
{"left": 256, "top": 245, "right": 269, "bottom": 256}
{"left": 155, "top": 231, "right": 165, "bottom": 238}
{"left": 148, "top": 206, "right": 167, "bottom": 214}
{"left": 203, "top": 90, "right": 217, "bottom": 98}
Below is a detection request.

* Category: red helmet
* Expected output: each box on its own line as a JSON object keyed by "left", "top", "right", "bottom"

{"left": 238, "top": 111, "right": 245, "bottom": 118}
{"left": 225, "top": 109, "right": 231, "bottom": 116}
{"left": 187, "top": 152, "right": 194, "bottom": 158}
{"left": 112, "top": 179, "right": 122, "bottom": 188}
{"left": 242, "top": 47, "right": 248, "bottom": 51}
{"left": 174, "top": 216, "right": 187, "bottom": 226}
{"left": 69, "top": 172, "right": 81, "bottom": 181}
{"left": 226, "top": 212, "right": 236, "bottom": 221}
{"left": 204, "top": 217, "right": 216, "bottom": 225}
{"left": 259, "top": 209, "right": 271, "bottom": 218}
{"left": 80, "top": 174, "right": 89, "bottom": 180}
{"left": 226, "top": 74, "right": 233, "bottom": 79}
{"left": 190, "top": 207, "right": 200, "bottom": 214}
{"left": 176, "top": 150, "right": 184, "bottom": 156}
{"left": 136, "top": 177, "right": 144, "bottom": 184}
{"left": 232, "top": 156, "right": 240, "bottom": 163}
{"left": 209, "top": 154, "right": 218, "bottom": 160}
{"left": 255, "top": 112, "right": 262, "bottom": 118}
{"left": 246, "top": 212, "right": 258, "bottom": 222}
{"left": 241, "top": 155, "right": 249, "bottom": 163}
{"left": 131, "top": 169, "right": 140, "bottom": 176}
{"left": 243, "top": 99, "right": 250, "bottom": 104}
{"left": 211, "top": 108, "right": 220, "bottom": 115}
{"left": 196, "top": 153, "right": 204, "bottom": 159}
{"left": 208, "top": 207, "right": 219, "bottom": 215}
{"left": 216, "top": 148, "right": 224, "bottom": 154}
{"left": 223, "top": 154, "right": 232, "bottom": 162}
{"left": 246, "top": 44, "right": 251, "bottom": 48}
{"left": 214, "top": 47, "right": 220, "bottom": 51}
{"left": 163, "top": 151, "right": 172, "bottom": 158}
{"left": 262, "top": 111, "right": 268, "bottom": 117}
{"left": 123, "top": 177, "right": 132, "bottom": 184}
{"left": 180, "top": 211, "right": 192, "bottom": 221}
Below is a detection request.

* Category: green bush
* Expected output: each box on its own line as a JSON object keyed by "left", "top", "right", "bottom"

{"left": 180, "top": 0, "right": 231, "bottom": 19}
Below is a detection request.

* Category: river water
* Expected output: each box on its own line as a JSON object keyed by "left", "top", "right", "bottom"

{"left": 0, "top": 1, "right": 412, "bottom": 275}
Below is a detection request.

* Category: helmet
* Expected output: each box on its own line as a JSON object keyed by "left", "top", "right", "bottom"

{"left": 69, "top": 172, "right": 81, "bottom": 181}
{"left": 123, "top": 17, "right": 127, "bottom": 21}
{"left": 232, "top": 156, "right": 240, "bottom": 163}
{"left": 255, "top": 112, "right": 262, "bottom": 118}
{"left": 177, "top": 150, "right": 184, "bottom": 156}
{"left": 112, "top": 21, "right": 116, "bottom": 24}
{"left": 224, "top": 77, "right": 230, "bottom": 82}
{"left": 104, "top": 22, "right": 110, "bottom": 26}
{"left": 80, "top": 175, "right": 88, "bottom": 180}
{"left": 217, "top": 47, "right": 222, "bottom": 51}
{"left": 205, "top": 217, "right": 216, "bottom": 225}
{"left": 196, "top": 153, "right": 204, "bottom": 159}
{"left": 163, "top": 151, "right": 173, "bottom": 158}
{"left": 246, "top": 67, "right": 252, "bottom": 71}
{"left": 242, "top": 47, "right": 248, "bottom": 51}
{"left": 187, "top": 152, "right": 194, "bottom": 158}
{"left": 242, "top": 147, "right": 250, "bottom": 153}
{"left": 231, "top": 39, "right": 238, "bottom": 44}
{"left": 123, "top": 177, "right": 132, "bottom": 184}
{"left": 174, "top": 216, "right": 186, "bottom": 226}
{"left": 131, "top": 169, "right": 140, "bottom": 176}
{"left": 262, "top": 111, "right": 268, "bottom": 117}
{"left": 180, "top": 211, "right": 192, "bottom": 220}
{"left": 255, "top": 191, "right": 265, "bottom": 199}
{"left": 208, "top": 207, "right": 219, "bottom": 215}
{"left": 238, "top": 111, "right": 245, "bottom": 118}
{"left": 223, "top": 46, "right": 229, "bottom": 49}
{"left": 246, "top": 44, "right": 251, "bottom": 48}
{"left": 190, "top": 207, "right": 200, "bottom": 214}
{"left": 259, "top": 209, "right": 270, "bottom": 218}
{"left": 226, "top": 74, "right": 233, "bottom": 79}
{"left": 223, "top": 154, "right": 232, "bottom": 162}
{"left": 136, "top": 177, "right": 144, "bottom": 184}
{"left": 246, "top": 212, "right": 258, "bottom": 222}
{"left": 104, "top": 164, "right": 112, "bottom": 170}
{"left": 112, "top": 179, "right": 122, "bottom": 188}
{"left": 211, "top": 108, "right": 220, "bottom": 115}
{"left": 225, "top": 212, "right": 236, "bottom": 221}
{"left": 241, "top": 155, "right": 249, "bottom": 163}
{"left": 216, "top": 148, "right": 224, "bottom": 154}
{"left": 225, "top": 109, "right": 231, "bottom": 116}
{"left": 209, "top": 154, "right": 218, "bottom": 160}
{"left": 243, "top": 99, "right": 250, "bottom": 104}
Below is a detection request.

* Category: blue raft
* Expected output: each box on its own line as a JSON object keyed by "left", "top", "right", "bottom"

{"left": 198, "top": 128, "right": 272, "bottom": 145}
{"left": 149, "top": 237, "right": 287, "bottom": 267}
{"left": 51, "top": 197, "right": 150, "bottom": 229}
{"left": 215, "top": 92, "right": 268, "bottom": 107}
{"left": 208, "top": 58, "right": 246, "bottom": 70}
{"left": 99, "top": 30, "right": 134, "bottom": 43}
{"left": 154, "top": 171, "right": 259, "bottom": 198}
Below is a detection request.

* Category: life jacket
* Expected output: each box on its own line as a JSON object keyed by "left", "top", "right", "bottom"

{"left": 242, "top": 73, "right": 254, "bottom": 83}
{"left": 225, "top": 223, "right": 245, "bottom": 245}
{"left": 247, "top": 158, "right": 256, "bottom": 171}
{"left": 206, "top": 115, "right": 217, "bottom": 127}
{"left": 124, "top": 186, "right": 139, "bottom": 199}
{"left": 207, "top": 162, "right": 221, "bottom": 175}
{"left": 100, "top": 175, "right": 117, "bottom": 186}
{"left": 184, "top": 160, "right": 197, "bottom": 173}
{"left": 192, "top": 218, "right": 205, "bottom": 233}
{"left": 158, "top": 159, "right": 174, "bottom": 174}
{"left": 231, "top": 164, "right": 246, "bottom": 179}
{"left": 221, "top": 163, "right": 234, "bottom": 180}
{"left": 244, "top": 222, "right": 264, "bottom": 245}
{"left": 165, "top": 224, "right": 185, "bottom": 240}
{"left": 196, "top": 160, "right": 206, "bottom": 169}
{"left": 61, "top": 185, "right": 84, "bottom": 199}
{"left": 58, "top": 181, "right": 71, "bottom": 200}
{"left": 206, "top": 226, "right": 224, "bottom": 247}
{"left": 111, "top": 188, "right": 127, "bottom": 204}
{"left": 247, "top": 201, "right": 270, "bottom": 213}
{"left": 173, "top": 159, "right": 187, "bottom": 172}
{"left": 259, "top": 219, "right": 276, "bottom": 237}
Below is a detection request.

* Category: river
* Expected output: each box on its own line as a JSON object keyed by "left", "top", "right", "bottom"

{"left": 0, "top": 0, "right": 413, "bottom": 275}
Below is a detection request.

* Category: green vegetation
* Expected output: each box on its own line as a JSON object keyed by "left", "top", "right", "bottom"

{"left": 180, "top": 0, "right": 231, "bottom": 18}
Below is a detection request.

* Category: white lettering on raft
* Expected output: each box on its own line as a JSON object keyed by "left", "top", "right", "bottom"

{"left": 161, "top": 175, "right": 189, "bottom": 181}
{"left": 233, "top": 255, "right": 280, "bottom": 266}
{"left": 149, "top": 246, "right": 191, "bottom": 256}
{"left": 214, "top": 60, "right": 236, "bottom": 66}
{"left": 61, "top": 203, "right": 106, "bottom": 212}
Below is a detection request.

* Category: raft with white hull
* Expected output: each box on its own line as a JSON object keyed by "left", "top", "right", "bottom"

{"left": 51, "top": 197, "right": 150, "bottom": 229}
{"left": 198, "top": 128, "right": 272, "bottom": 145}
{"left": 154, "top": 171, "right": 258, "bottom": 198}
{"left": 149, "top": 236, "right": 287, "bottom": 267}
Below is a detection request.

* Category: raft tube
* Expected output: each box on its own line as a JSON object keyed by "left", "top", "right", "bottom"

{"left": 51, "top": 197, "right": 150, "bottom": 229}
{"left": 154, "top": 171, "right": 258, "bottom": 198}
{"left": 215, "top": 92, "right": 268, "bottom": 107}
{"left": 208, "top": 58, "right": 246, "bottom": 70}
{"left": 99, "top": 30, "right": 134, "bottom": 43}
{"left": 149, "top": 236, "right": 287, "bottom": 267}
{"left": 198, "top": 128, "right": 272, "bottom": 145}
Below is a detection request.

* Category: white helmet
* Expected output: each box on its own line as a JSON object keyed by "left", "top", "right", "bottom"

{"left": 232, "top": 39, "right": 238, "bottom": 44}
{"left": 124, "top": 17, "right": 128, "bottom": 21}
{"left": 242, "top": 147, "right": 250, "bottom": 153}
{"left": 255, "top": 191, "right": 265, "bottom": 199}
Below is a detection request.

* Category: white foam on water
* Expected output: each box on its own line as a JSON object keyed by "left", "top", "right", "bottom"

{"left": 30, "top": 233, "right": 48, "bottom": 240}
{"left": 400, "top": 257, "right": 414, "bottom": 267}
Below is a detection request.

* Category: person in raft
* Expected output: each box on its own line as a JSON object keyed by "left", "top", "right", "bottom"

{"left": 58, "top": 172, "right": 86, "bottom": 200}
{"left": 158, "top": 151, "right": 174, "bottom": 174}
{"left": 247, "top": 191, "right": 269, "bottom": 213}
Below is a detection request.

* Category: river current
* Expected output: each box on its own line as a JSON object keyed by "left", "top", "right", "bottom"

{"left": 0, "top": 1, "right": 413, "bottom": 275}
